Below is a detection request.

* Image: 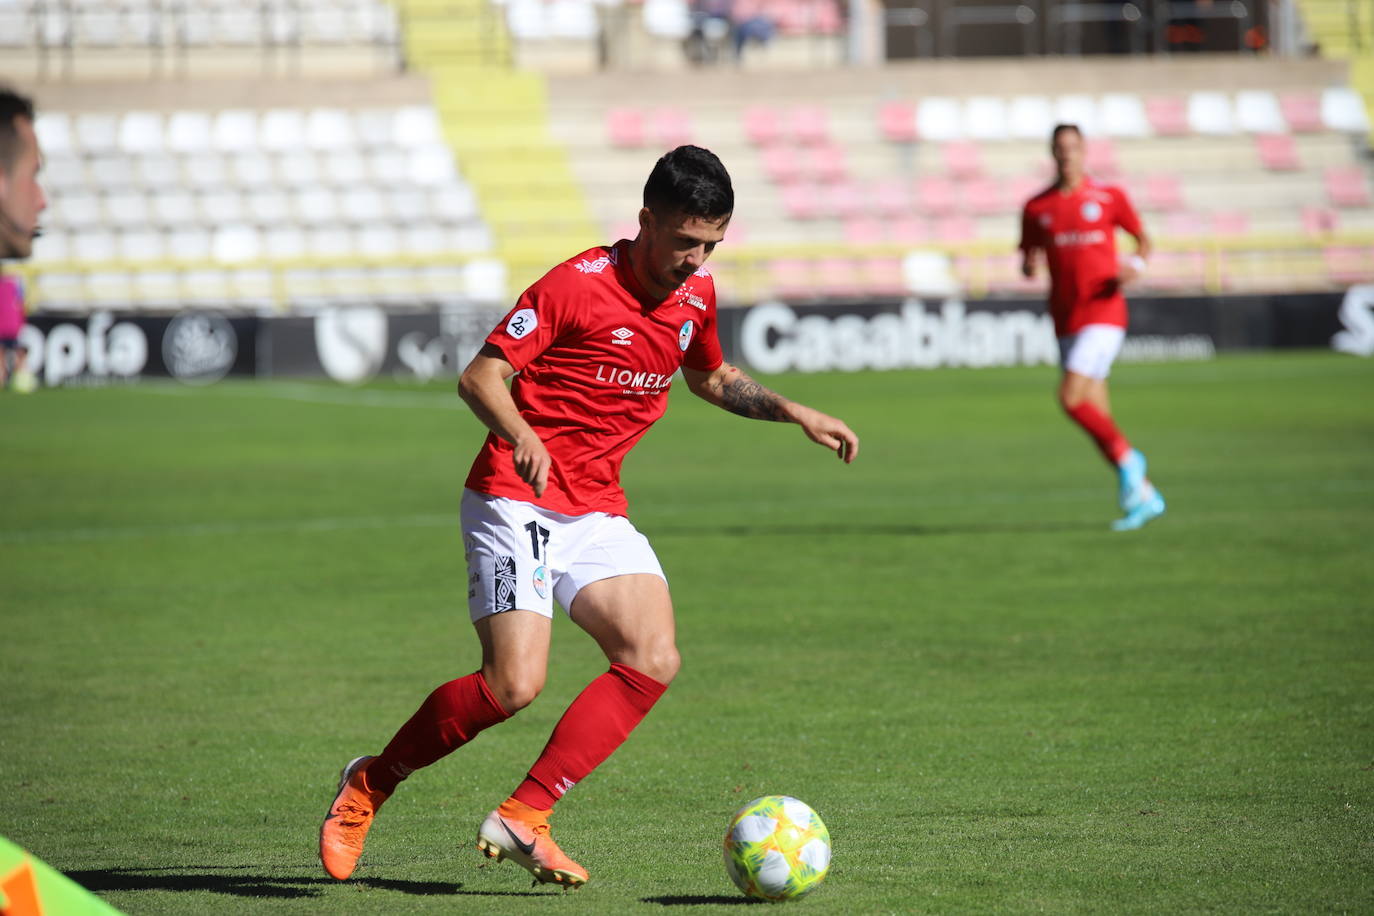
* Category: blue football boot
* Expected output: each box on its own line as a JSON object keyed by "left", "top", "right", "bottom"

{"left": 1116, "top": 448, "right": 1148, "bottom": 512}
{"left": 1111, "top": 483, "right": 1166, "bottom": 531}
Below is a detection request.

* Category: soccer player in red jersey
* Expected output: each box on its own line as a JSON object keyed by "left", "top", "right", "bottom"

{"left": 1019, "top": 124, "right": 1165, "bottom": 531}
{"left": 319, "top": 146, "right": 859, "bottom": 887}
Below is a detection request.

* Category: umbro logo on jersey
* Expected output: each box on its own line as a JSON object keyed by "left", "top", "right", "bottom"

{"left": 575, "top": 256, "right": 612, "bottom": 274}
{"left": 611, "top": 327, "right": 634, "bottom": 346}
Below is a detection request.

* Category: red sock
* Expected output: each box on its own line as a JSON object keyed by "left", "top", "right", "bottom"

{"left": 369, "top": 671, "right": 510, "bottom": 795}
{"left": 1065, "top": 402, "right": 1131, "bottom": 466}
{"left": 511, "top": 663, "right": 668, "bottom": 811}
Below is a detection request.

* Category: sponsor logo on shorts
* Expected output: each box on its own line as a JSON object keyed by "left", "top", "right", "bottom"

{"left": 532, "top": 565, "right": 549, "bottom": 599}
{"left": 678, "top": 320, "right": 695, "bottom": 351}
{"left": 505, "top": 309, "right": 537, "bottom": 340}
{"left": 494, "top": 555, "right": 517, "bottom": 612}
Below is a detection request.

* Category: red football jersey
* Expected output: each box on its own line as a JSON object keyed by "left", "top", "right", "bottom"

{"left": 1019, "top": 178, "right": 1144, "bottom": 335}
{"left": 465, "top": 241, "right": 724, "bottom": 517}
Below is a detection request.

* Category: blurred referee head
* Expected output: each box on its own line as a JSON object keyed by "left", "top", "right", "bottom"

{"left": 0, "top": 87, "right": 46, "bottom": 261}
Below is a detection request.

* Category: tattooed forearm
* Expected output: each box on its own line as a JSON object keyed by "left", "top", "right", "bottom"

{"left": 717, "top": 375, "right": 790, "bottom": 421}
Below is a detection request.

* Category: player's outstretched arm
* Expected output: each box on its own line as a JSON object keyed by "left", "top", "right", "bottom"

{"left": 682, "top": 363, "right": 859, "bottom": 464}
{"left": 458, "top": 343, "right": 551, "bottom": 496}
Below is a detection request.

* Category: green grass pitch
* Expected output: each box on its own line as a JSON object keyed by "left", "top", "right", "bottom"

{"left": 2, "top": 350, "right": 1371, "bottom": 914}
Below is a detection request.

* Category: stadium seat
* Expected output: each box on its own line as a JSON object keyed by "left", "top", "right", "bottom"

{"left": 1055, "top": 94, "right": 1099, "bottom": 136}
{"left": 806, "top": 143, "right": 847, "bottom": 181}
{"left": 790, "top": 105, "right": 830, "bottom": 146}
{"left": 230, "top": 151, "right": 275, "bottom": 187}
{"left": 842, "top": 216, "right": 885, "bottom": 245}
{"left": 1143, "top": 96, "right": 1189, "bottom": 136}
{"left": 257, "top": 109, "right": 306, "bottom": 154}
{"left": 650, "top": 107, "right": 694, "bottom": 148}
{"left": 607, "top": 107, "right": 645, "bottom": 148}
{"left": 323, "top": 151, "right": 368, "bottom": 185}
{"left": 963, "top": 176, "right": 1004, "bottom": 216}
{"left": 213, "top": 110, "right": 259, "bottom": 152}
{"left": 779, "top": 183, "right": 820, "bottom": 220}
{"left": 166, "top": 111, "right": 214, "bottom": 153}
{"left": 859, "top": 257, "right": 906, "bottom": 296}
{"left": 762, "top": 145, "right": 803, "bottom": 184}
{"left": 150, "top": 188, "right": 199, "bottom": 227}
{"left": 134, "top": 153, "right": 179, "bottom": 189}
{"left": 104, "top": 190, "right": 151, "bottom": 227}
{"left": 822, "top": 181, "right": 866, "bottom": 219}
{"left": 933, "top": 214, "right": 976, "bottom": 242}
{"left": 1325, "top": 167, "right": 1372, "bottom": 208}
{"left": 963, "top": 96, "right": 1008, "bottom": 142}
{"left": 915, "top": 175, "right": 958, "bottom": 216}
{"left": 213, "top": 224, "right": 263, "bottom": 262}
{"left": 888, "top": 216, "right": 928, "bottom": 244}
{"left": 1098, "top": 93, "right": 1150, "bottom": 138}
{"left": 942, "top": 140, "right": 983, "bottom": 179}
{"left": 74, "top": 113, "right": 120, "bottom": 152}
{"left": 1187, "top": 91, "right": 1235, "bottom": 135}
{"left": 917, "top": 96, "right": 962, "bottom": 142}
{"left": 280, "top": 150, "right": 323, "bottom": 185}
{"left": 641, "top": 0, "right": 691, "bottom": 37}
{"left": 867, "top": 177, "right": 912, "bottom": 218}
{"left": 246, "top": 188, "right": 291, "bottom": 223}
{"left": 1278, "top": 92, "right": 1323, "bottom": 133}
{"left": 1144, "top": 173, "right": 1184, "bottom": 211}
{"left": 1255, "top": 133, "right": 1300, "bottom": 171}
{"left": 814, "top": 257, "right": 862, "bottom": 297}
{"left": 1234, "top": 90, "right": 1285, "bottom": 134}
{"left": 202, "top": 188, "right": 246, "bottom": 224}
{"left": 34, "top": 112, "right": 74, "bottom": 155}
{"left": 1321, "top": 88, "right": 1371, "bottom": 134}
{"left": 1008, "top": 95, "right": 1054, "bottom": 141}
{"left": 877, "top": 101, "right": 917, "bottom": 143}
{"left": 1085, "top": 136, "right": 1119, "bottom": 177}
{"left": 117, "top": 111, "right": 164, "bottom": 154}
{"left": 408, "top": 145, "right": 457, "bottom": 185}
{"left": 393, "top": 106, "right": 443, "bottom": 146}
{"left": 744, "top": 106, "right": 783, "bottom": 146}
{"left": 307, "top": 108, "right": 357, "bottom": 150}
{"left": 1211, "top": 210, "right": 1251, "bottom": 237}
{"left": 1301, "top": 206, "right": 1339, "bottom": 236}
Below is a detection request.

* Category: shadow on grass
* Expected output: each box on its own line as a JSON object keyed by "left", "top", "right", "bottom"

{"left": 642, "top": 896, "right": 765, "bottom": 906}
{"left": 650, "top": 520, "right": 1098, "bottom": 539}
{"left": 64, "top": 866, "right": 548, "bottom": 900}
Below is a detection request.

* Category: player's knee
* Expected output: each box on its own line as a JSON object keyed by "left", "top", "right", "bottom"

{"left": 628, "top": 643, "right": 681, "bottom": 685}
{"left": 484, "top": 669, "right": 545, "bottom": 713}
{"left": 1058, "top": 387, "right": 1084, "bottom": 412}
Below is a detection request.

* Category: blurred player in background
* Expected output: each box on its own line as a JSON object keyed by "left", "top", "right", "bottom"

{"left": 0, "top": 88, "right": 44, "bottom": 394}
{"left": 1020, "top": 123, "right": 1165, "bottom": 531}
{"left": 319, "top": 145, "right": 860, "bottom": 888}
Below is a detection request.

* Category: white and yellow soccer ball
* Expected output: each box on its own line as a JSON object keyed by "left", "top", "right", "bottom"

{"left": 722, "top": 795, "right": 831, "bottom": 901}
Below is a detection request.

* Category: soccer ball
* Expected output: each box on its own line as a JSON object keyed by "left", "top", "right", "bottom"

{"left": 722, "top": 795, "right": 831, "bottom": 901}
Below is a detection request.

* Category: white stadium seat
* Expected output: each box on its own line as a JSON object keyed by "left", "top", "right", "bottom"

{"left": 1321, "top": 87, "right": 1371, "bottom": 133}
{"left": 87, "top": 154, "right": 136, "bottom": 189}
{"left": 104, "top": 190, "right": 152, "bottom": 227}
{"left": 74, "top": 113, "right": 120, "bottom": 152}
{"left": 393, "top": 106, "right": 442, "bottom": 146}
{"left": 118, "top": 227, "right": 167, "bottom": 262}
{"left": 135, "top": 153, "right": 181, "bottom": 189}
{"left": 1234, "top": 90, "right": 1284, "bottom": 134}
{"left": 263, "top": 225, "right": 308, "bottom": 260}
{"left": 245, "top": 189, "right": 292, "bottom": 224}
{"left": 34, "top": 113, "right": 74, "bottom": 155}
{"left": 150, "top": 188, "right": 200, "bottom": 226}
{"left": 1187, "top": 91, "right": 1235, "bottom": 135}
{"left": 168, "top": 227, "right": 213, "bottom": 261}
{"left": 259, "top": 108, "right": 308, "bottom": 152}
{"left": 1007, "top": 95, "right": 1054, "bottom": 140}
{"left": 323, "top": 151, "right": 368, "bottom": 185}
{"left": 917, "top": 96, "right": 963, "bottom": 142}
{"left": 963, "top": 96, "right": 1009, "bottom": 142}
{"left": 278, "top": 150, "right": 322, "bottom": 185}
{"left": 306, "top": 108, "right": 357, "bottom": 150}
{"left": 295, "top": 186, "right": 341, "bottom": 224}
{"left": 117, "top": 111, "right": 165, "bottom": 154}
{"left": 408, "top": 145, "right": 457, "bottom": 185}
{"left": 212, "top": 110, "right": 259, "bottom": 153}
{"left": 1054, "top": 95, "right": 1099, "bottom": 136}
{"left": 1098, "top": 93, "right": 1150, "bottom": 138}
{"left": 167, "top": 111, "right": 214, "bottom": 153}
{"left": 201, "top": 188, "right": 247, "bottom": 223}
{"left": 230, "top": 151, "right": 276, "bottom": 186}
{"left": 213, "top": 224, "right": 263, "bottom": 262}
{"left": 184, "top": 154, "right": 230, "bottom": 189}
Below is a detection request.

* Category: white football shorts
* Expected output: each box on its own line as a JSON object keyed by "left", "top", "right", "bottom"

{"left": 1058, "top": 323, "right": 1127, "bottom": 380}
{"left": 460, "top": 488, "right": 666, "bottom": 622}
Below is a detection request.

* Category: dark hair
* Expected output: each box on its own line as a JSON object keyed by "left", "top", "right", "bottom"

{"left": 1051, "top": 123, "right": 1082, "bottom": 143}
{"left": 0, "top": 88, "right": 36, "bottom": 173}
{"left": 643, "top": 145, "right": 733, "bottom": 220}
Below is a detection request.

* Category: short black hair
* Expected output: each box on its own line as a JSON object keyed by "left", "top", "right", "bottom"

{"left": 1051, "top": 123, "right": 1082, "bottom": 143}
{"left": 0, "top": 88, "right": 36, "bottom": 173}
{"left": 643, "top": 145, "right": 733, "bottom": 220}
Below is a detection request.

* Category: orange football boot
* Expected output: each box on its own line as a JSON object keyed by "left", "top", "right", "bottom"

{"left": 475, "top": 798, "right": 589, "bottom": 888}
{"left": 319, "top": 755, "right": 390, "bottom": 880}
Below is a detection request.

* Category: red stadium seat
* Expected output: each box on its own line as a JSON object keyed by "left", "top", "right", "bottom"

{"left": 859, "top": 257, "right": 906, "bottom": 296}
{"left": 942, "top": 140, "right": 983, "bottom": 179}
{"left": 780, "top": 182, "right": 821, "bottom": 219}
{"left": 1278, "top": 92, "right": 1323, "bottom": 133}
{"left": 1144, "top": 173, "right": 1184, "bottom": 211}
{"left": 744, "top": 106, "right": 782, "bottom": 146}
{"left": 606, "top": 107, "right": 644, "bottom": 148}
{"left": 762, "top": 145, "right": 802, "bottom": 184}
{"left": 915, "top": 175, "right": 958, "bottom": 216}
{"left": 888, "top": 215, "right": 929, "bottom": 244}
{"left": 1211, "top": 210, "right": 1251, "bottom": 238}
{"left": 878, "top": 101, "right": 918, "bottom": 143}
{"left": 867, "top": 177, "right": 912, "bottom": 218}
{"left": 933, "top": 215, "right": 976, "bottom": 242}
{"left": 1325, "top": 166, "right": 1372, "bottom": 208}
{"left": 1255, "top": 133, "right": 1300, "bottom": 171}
{"left": 790, "top": 105, "right": 831, "bottom": 146}
{"left": 1165, "top": 211, "right": 1210, "bottom": 237}
{"left": 1143, "top": 96, "right": 1189, "bottom": 136}
{"left": 1324, "top": 246, "right": 1374, "bottom": 284}
{"left": 842, "top": 216, "right": 886, "bottom": 245}
{"left": 963, "top": 176, "right": 1005, "bottom": 216}
{"left": 805, "top": 143, "right": 847, "bottom": 181}
{"left": 815, "top": 257, "right": 863, "bottom": 297}
{"left": 1085, "top": 137, "right": 1120, "bottom": 178}
{"left": 822, "top": 180, "right": 867, "bottom": 219}
{"left": 768, "top": 257, "right": 816, "bottom": 300}
{"left": 1301, "top": 206, "right": 1339, "bottom": 236}
{"left": 650, "top": 107, "right": 693, "bottom": 149}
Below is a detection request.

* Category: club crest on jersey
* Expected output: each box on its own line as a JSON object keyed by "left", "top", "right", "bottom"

{"left": 1038, "top": 213, "right": 1052, "bottom": 228}
{"left": 506, "top": 308, "right": 537, "bottom": 339}
{"left": 1080, "top": 201, "right": 1102, "bottom": 223}
{"left": 532, "top": 565, "right": 548, "bottom": 599}
{"left": 678, "top": 320, "right": 695, "bottom": 351}
{"left": 611, "top": 327, "right": 634, "bottom": 346}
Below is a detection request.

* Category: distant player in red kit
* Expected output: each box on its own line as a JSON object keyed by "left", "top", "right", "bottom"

{"left": 319, "top": 146, "right": 860, "bottom": 888}
{"left": 1020, "top": 124, "right": 1165, "bottom": 531}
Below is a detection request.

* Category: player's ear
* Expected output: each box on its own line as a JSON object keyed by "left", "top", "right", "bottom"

{"left": 637, "top": 206, "right": 653, "bottom": 237}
